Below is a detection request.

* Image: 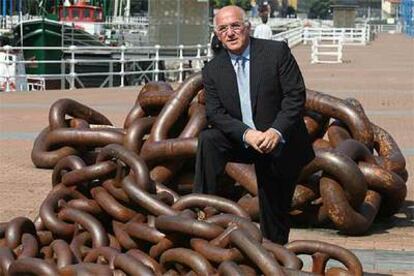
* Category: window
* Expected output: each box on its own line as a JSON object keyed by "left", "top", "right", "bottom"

{"left": 72, "top": 8, "right": 80, "bottom": 20}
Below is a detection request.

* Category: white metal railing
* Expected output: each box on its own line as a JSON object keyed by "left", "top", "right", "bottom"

{"left": 250, "top": 17, "right": 302, "bottom": 29}
{"left": 0, "top": 44, "right": 213, "bottom": 92}
{"left": 0, "top": 15, "right": 148, "bottom": 30}
{"left": 0, "top": 15, "right": 149, "bottom": 38}
{"left": 370, "top": 24, "right": 402, "bottom": 34}
{"left": 27, "top": 77, "right": 46, "bottom": 91}
{"left": 303, "top": 27, "right": 368, "bottom": 46}
{"left": 272, "top": 27, "right": 304, "bottom": 48}
{"left": 311, "top": 38, "right": 343, "bottom": 64}
{"left": 304, "top": 19, "right": 334, "bottom": 28}
{"left": 106, "top": 16, "right": 148, "bottom": 25}
{"left": 1, "top": 25, "right": 377, "bottom": 92}
{"left": 1, "top": 15, "right": 42, "bottom": 30}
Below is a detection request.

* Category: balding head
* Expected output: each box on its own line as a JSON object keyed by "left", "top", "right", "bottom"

{"left": 214, "top": 5, "right": 247, "bottom": 27}
{"left": 213, "top": 5, "right": 251, "bottom": 55}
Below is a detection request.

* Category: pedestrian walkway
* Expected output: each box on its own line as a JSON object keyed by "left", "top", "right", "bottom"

{"left": 0, "top": 33, "right": 413, "bottom": 275}
{"left": 290, "top": 33, "right": 414, "bottom": 275}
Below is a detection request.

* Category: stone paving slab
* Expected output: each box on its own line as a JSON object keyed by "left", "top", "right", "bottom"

{"left": 298, "top": 249, "right": 414, "bottom": 275}
{"left": 0, "top": 33, "right": 413, "bottom": 274}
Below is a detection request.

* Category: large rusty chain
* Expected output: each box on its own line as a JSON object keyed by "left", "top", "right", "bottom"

{"left": 1, "top": 72, "right": 407, "bottom": 275}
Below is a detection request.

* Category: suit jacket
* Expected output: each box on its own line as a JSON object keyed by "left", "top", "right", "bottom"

{"left": 202, "top": 37, "right": 314, "bottom": 169}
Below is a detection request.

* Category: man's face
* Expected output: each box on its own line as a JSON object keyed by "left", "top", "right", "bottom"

{"left": 214, "top": 8, "right": 250, "bottom": 55}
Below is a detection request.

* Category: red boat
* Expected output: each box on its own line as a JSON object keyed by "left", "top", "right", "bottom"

{"left": 58, "top": 0, "right": 104, "bottom": 23}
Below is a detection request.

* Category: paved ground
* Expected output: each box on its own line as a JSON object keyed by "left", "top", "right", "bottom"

{"left": 290, "top": 34, "right": 414, "bottom": 275}
{"left": 0, "top": 33, "right": 413, "bottom": 275}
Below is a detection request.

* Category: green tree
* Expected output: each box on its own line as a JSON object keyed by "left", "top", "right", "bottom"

{"left": 308, "top": 0, "right": 333, "bottom": 19}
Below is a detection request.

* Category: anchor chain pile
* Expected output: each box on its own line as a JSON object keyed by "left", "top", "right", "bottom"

{"left": 0, "top": 72, "right": 406, "bottom": 275}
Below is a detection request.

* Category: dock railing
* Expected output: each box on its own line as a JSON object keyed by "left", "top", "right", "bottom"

{"left": 370, "top": 24, "right": 402, "bottom": 34}
{"left": 0, "top": 44, "right": 213, "bottom": 92}
{"left": 0, "top": 24, "right": 383, "bottom": 92}
{"left": 311, "top": 38, "right": 343, "bottom": 64}
{"left": 106, "top": 16, "right": 149, "bottom": 25}
{"left": 303, "top": 27, "right": 368, "bottom": 46}
{"left": 0, "top": 15, "right": 41, "bottom": 30}
{"left": 272, "top": 26, "right": 304, "bottom": 48}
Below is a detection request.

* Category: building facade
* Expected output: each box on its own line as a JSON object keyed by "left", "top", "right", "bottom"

{"left": 382, "top": 0, "right": 401, "bottom": 19}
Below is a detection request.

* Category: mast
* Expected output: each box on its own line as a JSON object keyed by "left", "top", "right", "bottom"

{"left": 114, "top": 0, "right": 118, "bottom": 17}
{"left": 19, "top": 0, "right": 23, "bottom": 47}
{"left": 118, "top": 0, "right": 123, "bottom": 17}
{"left": 54, "top": 0, "right": 58, "bottom": 15}
{"left": 102, "top": 0, "right": 107, "bottom": 17}
{"left": 125, "top": 0, "right": 130, "bottom": 18}
{"left": 2, "top": 0, "right": 6, "bottom": 17}
{"left": 108, "top": 0, "right": 114, "bottom": 19}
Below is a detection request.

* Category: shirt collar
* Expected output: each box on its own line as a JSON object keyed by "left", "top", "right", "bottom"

{"left": 228, "top": 43, "right": 250, "bottom": 65}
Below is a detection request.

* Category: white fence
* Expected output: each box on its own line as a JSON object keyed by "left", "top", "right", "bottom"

{"left": 0, "top": 15, "right": 41, "bottom": 30}
{"left": 303, "top": 19, "right": 334, "bottom": 28}
{"left": 311, "top": 38, "right": 343, "bottom": 64}
{"left": 0, "top": 15, "right": 149, "bottom": 41}
{"left": 272, "top": 27, "right": 304, "bottom": 48}
{"left": 0, "top": 24, "right": 382, "bottom": 92}
{"left": 303, "top": 27, "right": 368, "bottom": 46}
{"left": 370, "top": 24, "right": 402, "bottom": 34}
{"left": 106, "top": 16, "right": 148, "bottom": 25}
{"left": 250, "top": 18, "right": 302, "bottom": 30}
{"left": 0, "top": 44, "right": 212, "bottom": 92}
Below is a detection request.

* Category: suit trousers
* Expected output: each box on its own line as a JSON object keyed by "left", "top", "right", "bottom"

{"left": 194, "top": 128, "right": 300, "bottom": 245}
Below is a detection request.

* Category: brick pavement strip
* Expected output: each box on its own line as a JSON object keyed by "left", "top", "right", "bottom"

{"left": 0, "top": 34, "right": 413, "bottom": 273}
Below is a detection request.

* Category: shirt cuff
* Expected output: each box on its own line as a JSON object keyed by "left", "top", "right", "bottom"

{"left": 269, "top": 128, "right": 285, "bottom": 144}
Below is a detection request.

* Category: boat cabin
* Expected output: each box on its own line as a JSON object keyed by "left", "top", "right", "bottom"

{"left": 58, "top": 2, "right": 104, "bottom": 22}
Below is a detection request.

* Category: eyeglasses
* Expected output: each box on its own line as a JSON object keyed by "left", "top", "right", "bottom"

{"left": 215, "top": 21, "right": 247, "bottom": 34}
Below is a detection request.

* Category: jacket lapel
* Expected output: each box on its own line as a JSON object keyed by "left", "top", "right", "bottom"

{"left": 215, "top": 39, "right": 264, "bottom": 119}
{"left": 249, "top": 38, "right": 264, "bottom": 116}
{"left": 216, "top": 50, "right": 241, "bottom": 116}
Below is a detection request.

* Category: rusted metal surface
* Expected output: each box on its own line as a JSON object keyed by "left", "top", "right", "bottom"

{"left": 2, "top": 72, "right": 408, "bottom": 274}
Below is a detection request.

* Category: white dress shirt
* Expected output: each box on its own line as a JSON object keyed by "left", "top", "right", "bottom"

{"left": 253, "top": 24, "right": 272, "bottom": 40}
{"left": 227, "top": 43, "right": 285, "bottom": 146}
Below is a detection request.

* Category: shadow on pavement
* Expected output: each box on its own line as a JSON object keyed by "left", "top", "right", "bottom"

{"left": 365, "top": 200, "right": 414, "bottom": 235}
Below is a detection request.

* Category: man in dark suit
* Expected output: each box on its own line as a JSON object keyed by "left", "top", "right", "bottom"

{"left": 194, "top": 5, "right": 315, "bottom": 244}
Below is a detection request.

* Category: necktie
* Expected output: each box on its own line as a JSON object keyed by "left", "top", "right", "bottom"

{"left": 235, "top": 56, "right": 255, "bottom": 129}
